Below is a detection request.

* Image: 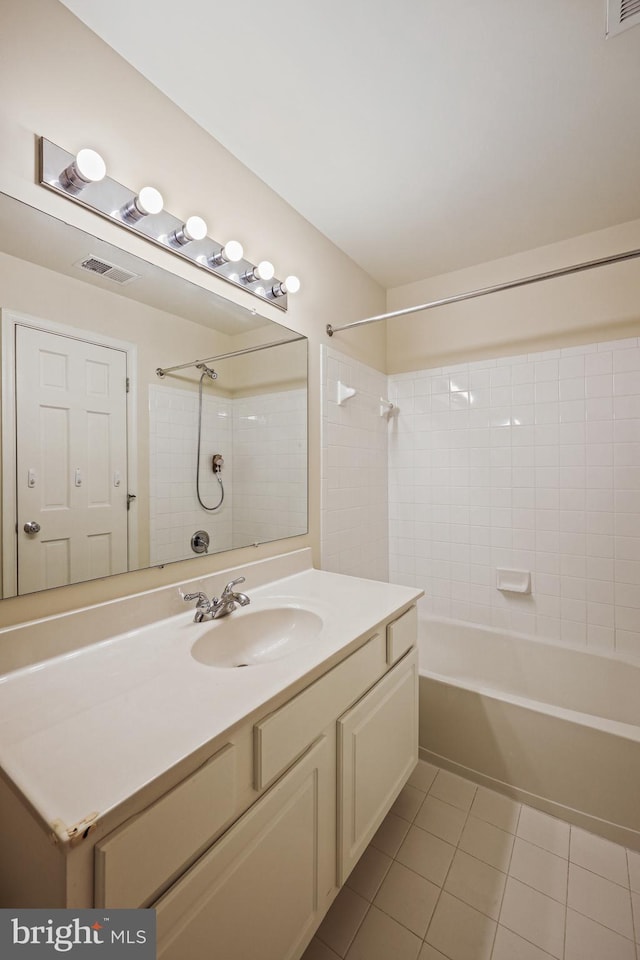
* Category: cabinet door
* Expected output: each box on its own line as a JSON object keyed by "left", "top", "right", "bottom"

{"left": 338, "top": 648, "right": 418, "bottom": 883}
{"left": 155, "top": 735, "right": 335, "bottom": 960}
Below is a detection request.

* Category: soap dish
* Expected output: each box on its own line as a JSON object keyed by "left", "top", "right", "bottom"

{"left": 496, "top": 568, "right": 531, "bottom": 594}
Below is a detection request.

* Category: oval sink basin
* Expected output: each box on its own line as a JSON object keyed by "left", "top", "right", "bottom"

{"left": 191, "top": 606, "right": 324, "bottom": 668}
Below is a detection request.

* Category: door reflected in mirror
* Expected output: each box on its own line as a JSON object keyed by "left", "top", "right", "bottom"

{"left": 0, "top": 194, "right": 307, "bottom": 598}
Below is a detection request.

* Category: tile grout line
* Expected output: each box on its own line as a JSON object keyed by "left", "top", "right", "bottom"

{"left": 489, "top": 797, "right": 523, "bottom": 960}
{"left": 563, "top": 827, "right": 571, "bottom": 960}
{"left": 420, "top": 775, "right": 479, "bottom": 955}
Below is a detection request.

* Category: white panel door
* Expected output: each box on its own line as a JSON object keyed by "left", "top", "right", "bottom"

{"left": 16, "top": 325, "right": 128, "bottom": 593}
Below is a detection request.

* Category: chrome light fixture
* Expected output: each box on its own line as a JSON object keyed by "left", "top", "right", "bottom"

{"left": 59, "top": 148, "right": 106, "bottom": 191}
{"left": 120, "top": 186, "right": 164, "bottom": 222}
{"left": 39, "top": 138, "right": 298, "bottom": 311}
{"left": 209, "top": 240, "right": 244, "bottom": 266}
{"left": 170, "top": 215, "right": 208, "bottom": 246}
{"left": 272, "top": 275, "right": 301, "bottom": 298}
{"left": 242, "top": 260, "right": 275, "bottom": 284}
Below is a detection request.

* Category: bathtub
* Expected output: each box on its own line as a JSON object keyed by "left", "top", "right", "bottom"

{"left": 418, "top": 615, "right": 640, "bottom": 851}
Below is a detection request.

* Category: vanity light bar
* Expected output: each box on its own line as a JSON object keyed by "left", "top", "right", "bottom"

{"left": 38, "top": 138, "right": 300, "bottom": 312}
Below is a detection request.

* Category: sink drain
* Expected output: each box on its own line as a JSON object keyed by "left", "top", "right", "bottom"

{"left": 235, "top": 662, "right": 250, "bottom": 668}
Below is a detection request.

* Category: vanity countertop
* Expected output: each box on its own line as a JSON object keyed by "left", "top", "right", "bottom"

{"left": 0, "top": 565, "right": 421, "bottom": 844}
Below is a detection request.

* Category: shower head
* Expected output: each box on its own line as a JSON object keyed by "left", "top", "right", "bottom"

{"left": 196, "top": 363, "right": 218, "bottom": 380}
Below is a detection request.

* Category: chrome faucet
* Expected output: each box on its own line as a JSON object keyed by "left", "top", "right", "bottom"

{"left": 182, "top": 577, "right": 250, "bottom": 622}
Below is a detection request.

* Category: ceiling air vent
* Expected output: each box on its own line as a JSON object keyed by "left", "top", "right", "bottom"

{"left": 75, "top": 255, "right": 139, "bottom": 285}
{"left": 607, "top": 0, "right": 640, "bottom": 36}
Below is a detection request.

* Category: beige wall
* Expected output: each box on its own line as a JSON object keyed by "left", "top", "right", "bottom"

{"left": 0, "top": 0, "right": 386, "bottom": 625}
{"left": 386, "top": 217, "right": 640, "bottom": 373}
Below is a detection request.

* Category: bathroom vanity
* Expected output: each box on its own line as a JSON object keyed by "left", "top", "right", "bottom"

{"left": 0, "top": 550, "right": 421, "bottom": 960}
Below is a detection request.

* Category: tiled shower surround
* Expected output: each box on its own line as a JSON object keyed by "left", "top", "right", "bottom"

{"left": 388, "top": 337, "right": 640, "bottom": 658}
{"left": 321, "top": 337, "right": 640, "bottom": 659}
{"left": 149, "top": 385, "right": 306, "bottom": 564}
{"left": 149, "top": 385, "right": 233, "bottom": 564}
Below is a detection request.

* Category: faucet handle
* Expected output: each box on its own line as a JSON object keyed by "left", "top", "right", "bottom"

{"left": 181, "top": 590, "right": 210, "bottom": 605}
{"left": 222, "top": 576, "right": 245, "bottom": 595}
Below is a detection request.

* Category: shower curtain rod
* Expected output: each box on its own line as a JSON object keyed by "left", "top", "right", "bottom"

{"left": 326, "top": 246, "right": 640, "bottom": 337}
{"left": 155, "top": 334, "right": 305, "bottom": 378}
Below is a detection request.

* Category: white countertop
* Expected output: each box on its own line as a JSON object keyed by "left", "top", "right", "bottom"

{"left": 0, "top": 567, "right": 421, "bottom": 842}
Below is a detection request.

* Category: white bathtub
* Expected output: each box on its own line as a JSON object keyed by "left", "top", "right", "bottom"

{"left": 418, "top": 615, "right": 640, "bottom": 850}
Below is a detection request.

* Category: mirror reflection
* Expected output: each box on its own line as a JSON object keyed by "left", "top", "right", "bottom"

{"left": 0, "top": 194, "right": 307, "bottom": 598}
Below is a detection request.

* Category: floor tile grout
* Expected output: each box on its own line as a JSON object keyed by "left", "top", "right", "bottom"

{"left": 309, "top": 761, "right": 640, "bottom": 960}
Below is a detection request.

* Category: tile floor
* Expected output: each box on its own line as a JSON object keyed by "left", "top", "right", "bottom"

{"left": 303, "top": 761, "right": 640, "bottom": 960}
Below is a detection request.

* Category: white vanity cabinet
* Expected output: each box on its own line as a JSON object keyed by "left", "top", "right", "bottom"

{"left": 0, "top": 585, "right": 419, "bottom": 960}
{"left": 151, "top": 607, "right": 418, "bottom": 960}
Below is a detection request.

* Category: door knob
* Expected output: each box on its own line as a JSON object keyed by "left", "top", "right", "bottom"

{"left": 23, "top": 521, "right": 41, "bottom": 534}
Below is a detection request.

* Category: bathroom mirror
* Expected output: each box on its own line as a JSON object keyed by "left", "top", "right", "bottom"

{"left": 0, "top": 193, "right": 308, "bottom": 598}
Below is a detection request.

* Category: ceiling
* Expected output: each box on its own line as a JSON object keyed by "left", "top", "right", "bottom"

{"left": 59, "top": 0, "right": 640, "bottom": 289}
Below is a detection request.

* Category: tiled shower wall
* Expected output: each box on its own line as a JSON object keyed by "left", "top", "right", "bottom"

{"left": 149, "top": 385, "right": 306, "bottom": 564}
{"left": 232, "top": 388, "right": 307, "bottom": 547}
{"left": 388, "top": 337, "right": 640, "bottom": 659}
{"left": 320, "top": 346, "right": 389, "bottom": 581}
{"left": 149, "top": 385, "right": 232, "bottom": 564}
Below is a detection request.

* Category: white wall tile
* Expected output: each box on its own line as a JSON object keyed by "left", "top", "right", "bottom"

{"left": 388, "top": 337, "right": 640, "bottom": 658}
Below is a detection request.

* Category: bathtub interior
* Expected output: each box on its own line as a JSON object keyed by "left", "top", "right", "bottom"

{"left": 418, "top": 614, "right": 640, "bottom": 727}
{"left": 417, "top": 614, "right": 640, "bottom": 851}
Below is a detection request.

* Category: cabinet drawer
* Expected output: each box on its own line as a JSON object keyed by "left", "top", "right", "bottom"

{"left": 95, "top": 742, "right": 236, "bottom": 908}
{"left": 254, "top": 633, "right": 386, "bottom": 790}
{"left": 386, "top": 605, "right": 417, "bottom": 665}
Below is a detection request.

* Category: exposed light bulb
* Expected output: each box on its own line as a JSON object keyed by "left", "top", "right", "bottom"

{"left": 209, "top": 239, "right": 244, "bottom": 266}
{"left": 121, "top": 186, "right": 164, "bottom": 222}
{"left": 272, "top": 275, "right": 301, "bottom": 297}
{"left": 60, "top": 148, "right": 106, "bottom": 191}
{"left": 170, "top": 215, "right": 208, "bottom": 245}
{"left": 242, "top": 260, "right": 275, "bottom": 283}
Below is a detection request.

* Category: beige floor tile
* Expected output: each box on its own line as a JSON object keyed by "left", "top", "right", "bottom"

{"left": 414, "top": 793, "right": 468, "bottom": 844}
{"left": 418, "top": 944, "right": 450, "bottom": 960}
{"left": 408, "top": 759, "right": 439, "bottom": 793}
{"left": 570, "top": 826, "right": 630, "bottom": 886}
{"left": 568, "top": 863, "right": 634, "bottom": 939}
{"left": 344, "top": 905, "right": 422, "bottom": 960}
{"left": 516, "top": 806, "right": 570, "bottom": 858}
{"left": 373, "top": 861, "right": 440, "bottom": 938}
{"left": 509, "top": 837, "right": 568, "bottom": 903}
{"left": 444, "top": 849, "right": 506, "bottom": 920}
{"left": 628, "top": 849, "right": 640, "bottom": 894}
{"left": 391, "top": 783, "right": 427, "bottom": 822}
{"left": 370, "top": 811, "right": 411, "bottom": 858}
{"left": 316, "top": 886, "right": 370, "bottom": 957}
{"left": 470, "top": 785, "right": 521, "bottom": 834}
{"left": 458, "top": 815, "right": 514, "bottom": 872}
{"left": 346, "top": 845, "right": 393, "bottom": 902}
{"left": 499, "top": 877, "right": 565, "bottom": 959}
{"left": 396, "top": 824, "right": 456, "bottom": 886}
{"left": 632, "top": 891, "right": 640, "bottom": 942}
{"left": 426, "top": 891, "right": 496, "bottom": 960}
{"left": 492, "top": 924, "right": 556, "bottom": 960}
{"left": 565, "top": 908, "right": 636, "bottom": 960}
{"left": 301, "top": 938, "right": 342, "bottom": 960}
{"left": 429, "top": 769, "right": 477, "bottom": 811}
